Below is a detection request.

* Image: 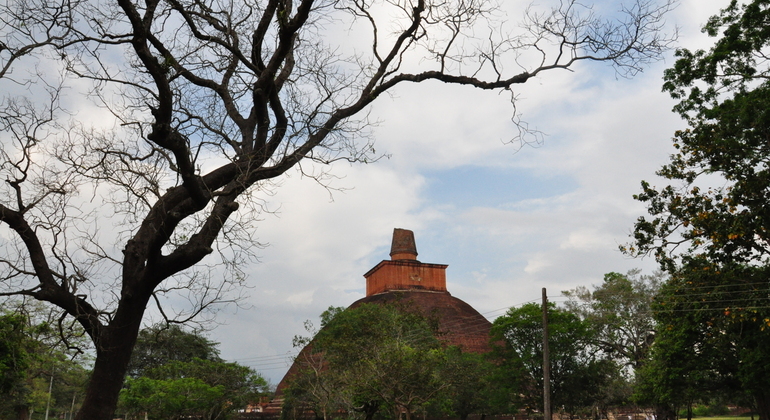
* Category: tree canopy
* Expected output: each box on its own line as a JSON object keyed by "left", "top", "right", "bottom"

{"left": 0, "top": 0, "right": 677, "bottom": 417}
{"left": 491, "top": 302, "right": 621, "bottom": 418}
{"left": 120, "top": 324, "right": 268, "bottom": 420}
{"left": 633, "top": 264, "right": 770, "bottom": 420}
{"left": 628, "top": 1, "right": 770, "bottom": 419}
{"left": 564, "top": 270, "right": 660, "bottom": 371}
{"left": 120, "top": 357, "right": 269, "bottom": 420}
{"left": 285, "top": 303, "right": 446, "bottom": 420}
{"left": 0, "top": 302, "right": 90, "bottom": 420}
{"left": 126, "top": 324, "right": 221, "bottom": 378}
{"left": 629, "top": 0, "right": 770, "bottom": 268}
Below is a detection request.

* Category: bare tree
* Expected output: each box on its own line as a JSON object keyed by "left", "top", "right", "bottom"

{"left": 0, "top": 0, "right": 676, "bottom": 418}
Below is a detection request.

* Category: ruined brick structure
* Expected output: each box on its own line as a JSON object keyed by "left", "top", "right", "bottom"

{"left": 270, "top": 228, "right": 493, "bottom": 408}
{"left": 354, "top": 228, "right": 491, "bottom": 353}
{"left": 364, "top": 228, "right": 449, "bottom": 295}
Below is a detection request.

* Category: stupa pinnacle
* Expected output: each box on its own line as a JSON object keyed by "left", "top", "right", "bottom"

{"left": 364, "top": 228, "right": 449, "bottom": 296}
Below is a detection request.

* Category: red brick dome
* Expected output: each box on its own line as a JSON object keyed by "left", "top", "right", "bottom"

{"left": 271, "top": 229, "right": 492, "bottom": 404}
{"left": 349, "top": 290, "right": 492, "bottom": 354}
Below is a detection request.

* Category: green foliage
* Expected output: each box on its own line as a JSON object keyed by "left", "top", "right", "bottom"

{"left": 491, "top": 302, "right": 622, "bottom": 417}
{"left": 564, "top": 270, "right": 660, "bottom": 371}
{"left": 119, "top": 324, "right": 267, "bottom": 420}
{"left": 127, "top": 324, "right": 221, "bottom": 378}
{"left": 0, "top": 313, "right": 31, "bottom": 414}
{"left": 484, "top": 340, "right": 528, "bottom": 415}
{"left": 120, "top": 358, "right": 268, "bottom": 420}
{"left": 628, "top": 2, "right": 770, "bottom": 419}
{"left": 0, "top": 312, "right": 90, "bottom": 419}
{"left": 678, "top": 404, "right": 730, "bottom": 418}
{"left": 285, "top": 303, "right": 449, "bottom": 420}
{"left": 636, "top": 263, "right": 770, "bottom": 417}
{"left": 120, "top": 376, "right": 225, "bottom": 420}
{"left": 431, "top": 347, "right": 495, "bottom": 420}
{"left": 630, "top": 0, "right": 770, "bottom": 269}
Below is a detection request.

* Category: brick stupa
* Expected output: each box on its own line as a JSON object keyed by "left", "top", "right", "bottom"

{"left": 353, "top": 228, "right": 492, "bottom": 353}
{"left": 270, "top": 229, "right": 492, "bottom": 407}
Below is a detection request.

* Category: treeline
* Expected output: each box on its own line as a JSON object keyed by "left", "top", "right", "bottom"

{"left": 284, "top": 268, "right": 764, "bottom": 420}
{"left": 0, "top": 300, "right": 90, "bottom": 420}
{"left": 4, "top": 265, "right": 764, "bottom": 420}
{"left": 0, "top": 310, "right": 270, "bottom": 420}
{"left": 282, "top": 271, "right": 655, "bottom": 420}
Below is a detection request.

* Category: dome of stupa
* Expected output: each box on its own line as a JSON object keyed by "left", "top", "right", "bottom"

{"left": 270, "top": 229, "right": 492, "bottom": 406}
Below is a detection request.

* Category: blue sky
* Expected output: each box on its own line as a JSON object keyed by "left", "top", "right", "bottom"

{"left": 423, "top": 166, "right": 578, "bottom": 208}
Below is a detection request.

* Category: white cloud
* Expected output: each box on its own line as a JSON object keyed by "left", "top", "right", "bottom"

{"left": 524, "top": 253, "right": 553, "bottom": 274}
{"left": 560, "top": 229, "right": 613, "bottom": 252}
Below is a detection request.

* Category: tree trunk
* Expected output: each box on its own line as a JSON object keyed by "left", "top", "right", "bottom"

{"left": 74, "top": 295, "right": 149, "bottom": 420}
{"left": 754, "top": 389, "right": 770, "bottom": 420}
{"left": 654, "top": 404, "right": 676, "bottom": 420}
{"left": 14, "top": 405, "right": 29, "bottom": 420}
{"left": 362, "top": 401, "right": 378, "bottom": 420}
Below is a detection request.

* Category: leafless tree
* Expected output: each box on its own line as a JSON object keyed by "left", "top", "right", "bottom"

{"left": 0, "top": 0, "right": 676, "bottom": 418}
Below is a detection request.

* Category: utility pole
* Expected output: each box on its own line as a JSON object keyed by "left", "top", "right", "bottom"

{"left": 44, "top": 366, "right": 54, "bottom": 420}
{"left": 542, "top": 288, "right": 551, "bottom": 420}
{"left": 69, "top": 392, "right": 77, "bottom": 420}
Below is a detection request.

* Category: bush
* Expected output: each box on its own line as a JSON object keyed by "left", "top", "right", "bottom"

{"left": 678, "top": 404, "right": 730, "bottom": 418}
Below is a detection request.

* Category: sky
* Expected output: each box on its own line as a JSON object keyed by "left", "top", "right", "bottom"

{"left": 195, "top": 0, "right": 727, "bottom": 386}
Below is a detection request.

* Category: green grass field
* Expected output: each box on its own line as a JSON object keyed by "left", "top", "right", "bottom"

{"left": 695, "top": 416, "right": 754, "bottom": 420}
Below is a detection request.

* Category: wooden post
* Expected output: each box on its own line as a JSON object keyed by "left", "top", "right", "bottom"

{"left": 44, "top": 367, "right": 54, "bottom": 420}
{"left": 542, "top": 288, "right": 551, "bottom": 420}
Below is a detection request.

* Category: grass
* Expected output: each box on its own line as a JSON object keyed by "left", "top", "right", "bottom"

{"left": 694, "top": 417, "right": 754, "bottom": 420}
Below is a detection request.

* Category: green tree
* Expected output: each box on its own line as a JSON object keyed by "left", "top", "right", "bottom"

{"left": 564, "top": 270, "right": 661, "bottom": 371}
{"left": 127, "top": 324, "right": 221, "bottom": 378}
{"left": 491, "top": 303, "right": 620, "bottom": 418}
{"left": 0, "top": 0, "right": 676, "bottom": 416}
{"left": 282, "top": 306, "right": 353, "bottom": 420}
{"left": 0, "top": 313, "right": 31, "bottom": 419}
{"left": 629, "top": 0, "right": 770, "bottom": 270}
{"left": 635, "top": 263, "right": 769, "bottom": 420}
{"left": 120, "top": 358, "right": 269, "bottom": 420}
{"left": 287, "top": 303, "right": 446, "bottom": 420}
{"left": 485, "top": 343, "right": 529, "bottom": 415}
{"left": 0, "top": 305, "right": 90, "bottom": 420}
{"left": 281, "top": 347, "right": 345, "bottom": 420}
{"left": 120, "top": 377, "right": 225, "bottom": 420}
{"left": 627, "top": 1, "right": 770, "bottom": 419}
{"left": 431, "top": 347, "right": 495, "bottom": 420}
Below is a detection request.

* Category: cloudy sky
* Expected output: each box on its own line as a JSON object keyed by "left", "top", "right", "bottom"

{"left": 188, "top": 0, "right": 728, "bottom": 385}
{"left": 0, "top": 0, "right": 727, "bottom": 386}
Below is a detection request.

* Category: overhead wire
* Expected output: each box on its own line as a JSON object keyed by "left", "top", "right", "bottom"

{"left": 229, "top": 283, "right": 769, "bottom": 375}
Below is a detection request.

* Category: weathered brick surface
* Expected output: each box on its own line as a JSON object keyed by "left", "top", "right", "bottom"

{"left": 351, "top": 289, "right": 492, "bottom": 353}
{"left": 364, "top": 260, "right": 449, "bottom": 295}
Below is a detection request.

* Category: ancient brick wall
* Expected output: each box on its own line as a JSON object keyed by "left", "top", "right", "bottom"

{"left": 364, "top": 259, "right": 448, "bottom": 296}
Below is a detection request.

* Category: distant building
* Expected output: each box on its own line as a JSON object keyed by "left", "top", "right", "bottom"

{"left": 269, "top": 228, "right": 493, "bottom": 411}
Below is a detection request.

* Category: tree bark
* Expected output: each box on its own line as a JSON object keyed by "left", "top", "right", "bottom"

{"left": 14, "top": 405, "right": 30, "bottom": 420}
{"left": 755, "top": 390, "right": 770, "bottom": 420}
{"left": 654, "top": 404, "right": 676, "bottom": 420}
{"left": 74, "top": 294, "right": 150, "bottom": 420}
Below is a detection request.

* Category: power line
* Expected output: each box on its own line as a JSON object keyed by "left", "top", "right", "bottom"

{"left": 230, "top": 284, "right": 770, "bottom": 376}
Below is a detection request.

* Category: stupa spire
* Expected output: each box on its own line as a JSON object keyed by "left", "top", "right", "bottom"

{"left": 389, "top": 228, "right": 418, "bottom": 260}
